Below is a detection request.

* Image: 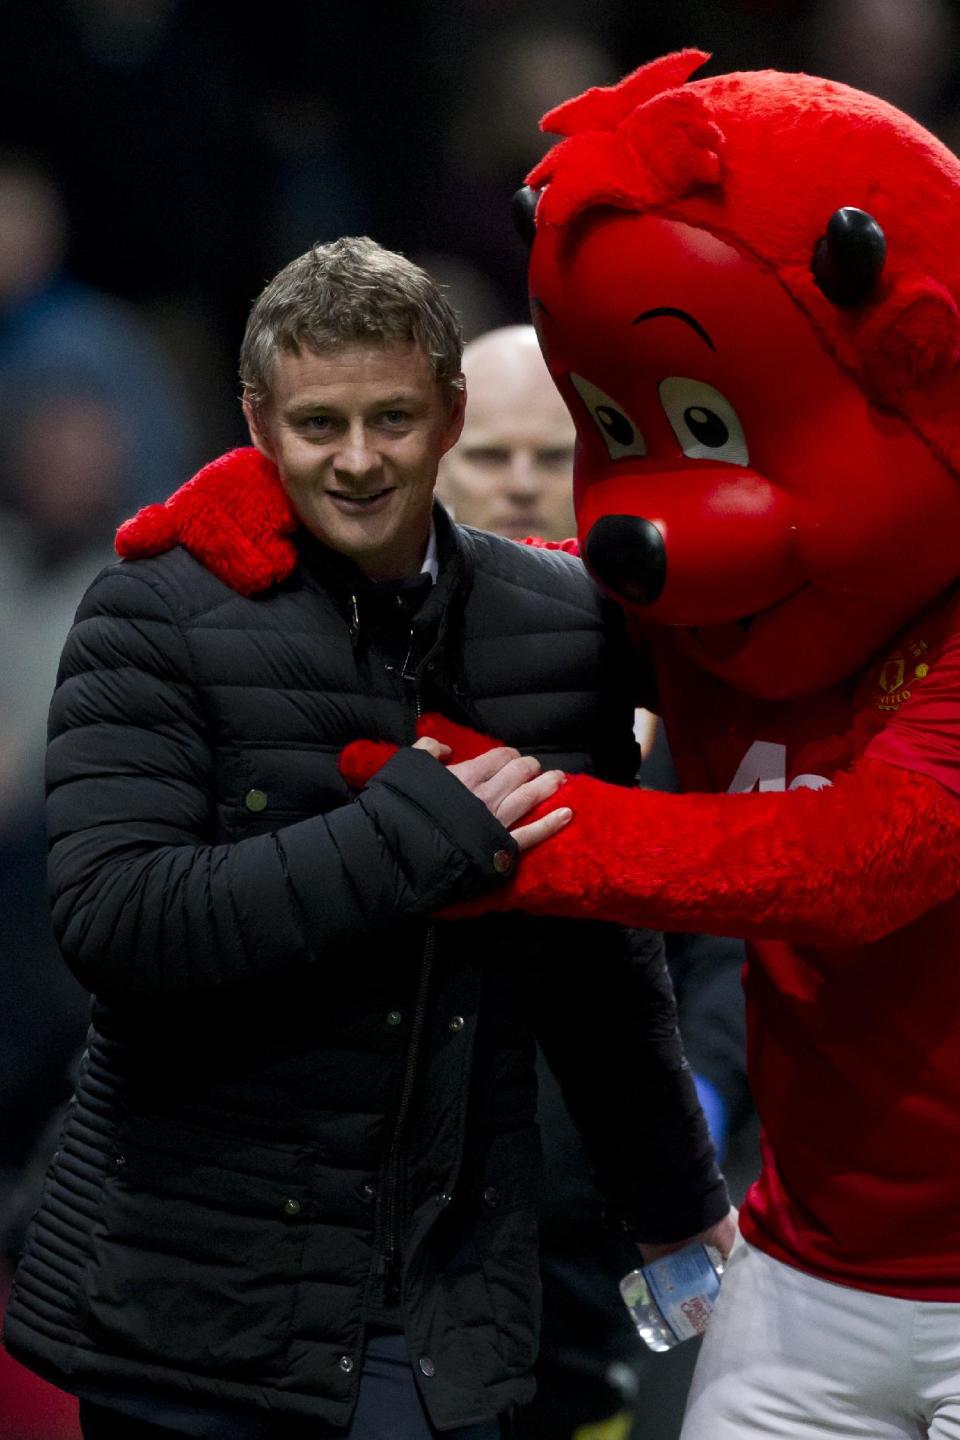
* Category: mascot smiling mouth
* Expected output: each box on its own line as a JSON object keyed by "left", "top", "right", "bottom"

{"left": 688, "top": 585, "right": 811, "bottom": 660}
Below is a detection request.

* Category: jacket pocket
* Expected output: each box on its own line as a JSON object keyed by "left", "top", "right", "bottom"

{"left": 80, "top": 1125, "right": 309, "bottom": 1380}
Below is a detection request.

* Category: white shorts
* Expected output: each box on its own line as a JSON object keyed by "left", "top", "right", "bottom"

{"left": 680, "top": 1238, "right": 960, "bottom": 1439}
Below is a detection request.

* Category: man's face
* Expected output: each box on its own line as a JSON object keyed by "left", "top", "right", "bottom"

{"left": 438, "top": 332, "right": 576, "bottom": 541}
{"left": 245, "top": 340, "right": 464, "bottom": 580}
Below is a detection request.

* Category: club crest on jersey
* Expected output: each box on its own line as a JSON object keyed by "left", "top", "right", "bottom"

{"left": 874, "top": 639, "right": 930, "bottom": 712}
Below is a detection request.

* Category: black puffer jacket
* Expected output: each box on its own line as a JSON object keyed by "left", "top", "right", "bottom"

{"left": 5, "top": 466, "right": 726, "bottom": 1429}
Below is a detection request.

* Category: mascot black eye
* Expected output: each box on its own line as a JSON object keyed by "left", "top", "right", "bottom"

{"left": 659, "top": 378, "right": 749, "bottom": 466}
{"left": 596, "top": 405, "right": 635, "bottom": 446}
{"left": 569, "top": 374, "right": 647, "bottom": 460}
{"left": 684, "top": 406, "right": 728, "bottom": 447}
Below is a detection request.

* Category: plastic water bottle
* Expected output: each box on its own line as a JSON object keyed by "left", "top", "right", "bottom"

{"left": 619, "top": 1242, "right": 725, "bottom": 1351}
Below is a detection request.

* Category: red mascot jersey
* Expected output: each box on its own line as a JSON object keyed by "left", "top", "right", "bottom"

{"left": 652, "top": 587, "right": 960, "bottom": 1298}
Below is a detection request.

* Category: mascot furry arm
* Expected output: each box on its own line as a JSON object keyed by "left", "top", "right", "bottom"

{"left": 341, "top": 715, "right": 960, "bottom": 947}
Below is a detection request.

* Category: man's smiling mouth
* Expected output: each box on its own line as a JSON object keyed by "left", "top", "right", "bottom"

{"left": 329, "top": 487, "right": 395, "bottom": 508}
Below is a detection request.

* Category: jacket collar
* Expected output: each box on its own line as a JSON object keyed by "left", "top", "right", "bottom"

{"left": 296, "top": 497, "right": 471, "bottom": 641}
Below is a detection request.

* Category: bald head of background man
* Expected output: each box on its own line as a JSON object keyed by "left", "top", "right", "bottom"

{"left": 437, "top": 324, "right": 576, "bottom": 542}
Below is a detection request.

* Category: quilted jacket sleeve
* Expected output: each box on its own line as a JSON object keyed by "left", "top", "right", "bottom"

{"left": 45, "top": 569, "right": 515, "bottom": 1000}
{"left": 536, "top": 926, "right": 729, "bottom": 1245}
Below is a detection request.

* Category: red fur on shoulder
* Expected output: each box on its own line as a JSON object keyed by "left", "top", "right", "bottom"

{"left": 116, "top": 448, "right": 298, "bottom": 595}
{"left": 445, "top": 760, "right": 960, "bottom": 945}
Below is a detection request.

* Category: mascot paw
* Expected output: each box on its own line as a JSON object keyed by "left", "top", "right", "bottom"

{"left": 339, "top": 739, "right": 400, "bottom": 788}
{"left": 339, "top": 715, "right": 506, "bottom": 788}
{"left": 415, "top": 713, "right": 505, "bottom": 762}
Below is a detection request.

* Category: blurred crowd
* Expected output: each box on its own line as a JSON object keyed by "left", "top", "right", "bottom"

{"left": 3, "top": 1, "right": 960, "bottom": 1436}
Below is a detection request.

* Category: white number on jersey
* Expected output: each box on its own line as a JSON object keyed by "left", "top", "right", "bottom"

{"left": 727, "top": 740, "right": 831, "bottom": 794}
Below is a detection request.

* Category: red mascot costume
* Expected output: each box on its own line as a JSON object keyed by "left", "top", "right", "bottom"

{"left": 351, "top": 51, "right": 960, "bottom": 1438}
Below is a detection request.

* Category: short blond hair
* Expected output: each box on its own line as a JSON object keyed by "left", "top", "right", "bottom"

{"left": 239, "top": 236, "right": 464, "bottom": 410}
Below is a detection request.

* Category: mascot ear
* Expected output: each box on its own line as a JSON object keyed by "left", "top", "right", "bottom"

{"left": 512, "top": 185, "right": 540, "bottom": 247}
{"left": 810, "top": 207, "right": 960, "bottom": 401}
{"left": 858, "top": 275, "right": 960, "bottom": 402}
{"left": 812, "top": 207, "right": 886, "bottom": 306}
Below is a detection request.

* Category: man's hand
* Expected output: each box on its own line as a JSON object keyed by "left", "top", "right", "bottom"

{"left": 415, "top": 737, "right": 572, "bottom": 852}
{"left": 636, "top": 1207, "right": 739, "bottom": 1267}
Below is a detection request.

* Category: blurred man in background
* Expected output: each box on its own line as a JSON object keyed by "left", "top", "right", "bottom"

{"left": 437, "top": 324, "right": 576, "bottom": 542}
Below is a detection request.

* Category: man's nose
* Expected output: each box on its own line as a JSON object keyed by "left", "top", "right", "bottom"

{"left": 505, "top": 453, "right": 541, "bottom": 498}
{"left": 334, "top": 423, "right": 381, "bottom": 477}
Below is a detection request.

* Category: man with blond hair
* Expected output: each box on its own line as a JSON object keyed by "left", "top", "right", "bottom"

{"left": 5, "top": 237, "right": 731, "bottom": 1440}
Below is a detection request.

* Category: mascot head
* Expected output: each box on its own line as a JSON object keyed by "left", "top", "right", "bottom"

{"left": 520, "top": 50, "right": 960, "bottom": 698}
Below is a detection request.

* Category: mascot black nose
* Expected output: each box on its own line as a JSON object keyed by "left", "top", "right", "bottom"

{"left": 584, "top": 515, "right": 666, "bottom": 605}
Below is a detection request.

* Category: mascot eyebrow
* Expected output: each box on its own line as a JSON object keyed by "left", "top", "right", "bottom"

{"left": 633, "top": 306, "right": 716, "bottom": 350}
{"left": 531, "top": 295, "right": 716, "bottom": 351}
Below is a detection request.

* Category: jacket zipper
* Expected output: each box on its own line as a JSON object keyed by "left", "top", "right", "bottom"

{"left": 378, "top": 923, "right": 436, "bottom": 1305}
{"left": 376, "top": 658, "right": 432, "bottom": 1308}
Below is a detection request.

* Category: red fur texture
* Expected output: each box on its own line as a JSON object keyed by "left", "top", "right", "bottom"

{"left": 340, "top": 716, "right": 505, "bottom": 789}
{"left": 541, "top": 49, "right": 711, "bottom": 136}
{"left": 339, "top": 739, "right": 400, "bottom": 790}
{"left": 116, "top": 448, "right": 298, "bottom": 595}
{"left": 339, "top": 720, "right": 960, "bottom": 943}
{"left": 447, "top": 760, "right": 960, "bottom": 945}
{"left": 413, "top": 713, "right": 508, "bottom": 762}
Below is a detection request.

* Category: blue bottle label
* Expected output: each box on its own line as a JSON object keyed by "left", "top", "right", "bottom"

{"left": 643, "top": 1245, "right": 721, "bottom": 1340}
{"left": 620, "top": 1242, "right": 724, "bottom": 1349}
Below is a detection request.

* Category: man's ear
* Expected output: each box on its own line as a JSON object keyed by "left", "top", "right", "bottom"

{"left": 242, "top": 392, "right": 275, "bottom": 460}
{"left": 440, "top": 377, "right": 467, "bottom": 458}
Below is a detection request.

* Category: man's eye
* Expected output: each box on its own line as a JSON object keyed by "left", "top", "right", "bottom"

{"left": 537, "top": 447, "right": 575, "bottom": 469}
{"left": 381, "top": 410, "right": 410, "bottom": 425}
{"left": 463, "top": 446, "right": 510, "bottom": 467}
{"left": 306, "top": 415, "right": 334, "bottom": 431}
